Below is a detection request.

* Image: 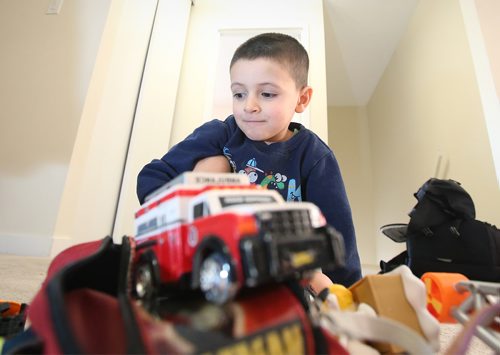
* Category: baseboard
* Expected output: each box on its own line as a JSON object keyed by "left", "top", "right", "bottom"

{"left": 362, "top": 263, "right": 380, "bottom": 275}
{"left": 50, "top": 236, "right": 78, "bottom": 258}
{"left": 0, "top": 233, "right": 52, "bottom": 256}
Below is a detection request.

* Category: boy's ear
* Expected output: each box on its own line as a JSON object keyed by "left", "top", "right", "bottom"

{"left": 295, "top": 86, "right": 313, "bottom": 113}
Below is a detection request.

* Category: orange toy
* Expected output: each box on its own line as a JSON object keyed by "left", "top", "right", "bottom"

{"left": 421, "top": 272, "right": 470, "bottom": 323}
{"left": 0, "top": 300, "right": 28, "bottom": 337}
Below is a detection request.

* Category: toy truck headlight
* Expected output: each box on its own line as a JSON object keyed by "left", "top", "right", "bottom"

{"left": 309, "top": 206, "right": 326, "bottom": 228}
{"left": 238, "top": 215, "right": 259, "bottom": 236}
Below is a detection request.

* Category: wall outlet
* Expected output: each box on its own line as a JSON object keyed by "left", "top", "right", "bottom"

{"left": 46, "top": 0, "right": 64, "bottom": 15}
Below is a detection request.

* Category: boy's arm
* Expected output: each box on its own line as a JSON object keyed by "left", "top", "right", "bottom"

{"left": 136, "top": 119, "right": 231, "bottom": 204}
{"left": 305, "top": 153, "right": 362, "bottom": 287}
{"left": 193, "top": 155, "right": 230, "bottom": 173}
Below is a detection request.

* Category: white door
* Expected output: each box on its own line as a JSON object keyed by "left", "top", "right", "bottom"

{"left": 113, "top": 0, "right": 329, "bottom": 241}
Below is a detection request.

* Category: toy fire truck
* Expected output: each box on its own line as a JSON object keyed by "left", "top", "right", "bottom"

{"left": 132, "top": 172, "right": 344, "bottom": 305}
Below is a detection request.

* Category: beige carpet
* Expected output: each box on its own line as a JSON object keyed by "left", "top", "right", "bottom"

{"left": 1, "top": 254, "right": 50, "bottom": 303}
{"left": 0, "top": 253, "right": 494, "bottom": 354}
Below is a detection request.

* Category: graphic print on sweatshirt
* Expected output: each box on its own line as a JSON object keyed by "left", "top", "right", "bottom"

{"left": 223, "top": 150, "right": 302, "bottom": 202}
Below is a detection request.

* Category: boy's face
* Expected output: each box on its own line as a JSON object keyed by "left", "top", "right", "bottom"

{"left": 230, "top": 58, "right": 312, "bottom": 143}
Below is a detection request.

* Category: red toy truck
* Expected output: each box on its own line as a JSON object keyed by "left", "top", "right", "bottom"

{"left": 132, "top": 172, "right": 344, "bottom": 304}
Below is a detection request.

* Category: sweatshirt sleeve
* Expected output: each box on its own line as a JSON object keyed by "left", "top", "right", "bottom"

{"left": 136, "top": 118, "right": 231, "bottom": 204}
{"left": 304, "top": 151, "right": 362, "bottom": 287}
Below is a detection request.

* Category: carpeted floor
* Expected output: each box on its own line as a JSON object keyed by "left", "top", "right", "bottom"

{"left": 0, "top": 253, "right": 494, "bottom": 354}
{"left": 1, "top": 254, "right": 50, "bottom": 303}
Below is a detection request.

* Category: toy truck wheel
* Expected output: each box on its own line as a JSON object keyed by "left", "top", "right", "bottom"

{"left": 199, "top": 252, "right": 237, "bottom": 304}
{"left": 134, "top": 259, "right": 157, "bottom": 310}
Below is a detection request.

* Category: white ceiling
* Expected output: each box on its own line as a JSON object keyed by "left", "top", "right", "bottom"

{"left": 324, "top": 0, "right": 418, "bottom": 106}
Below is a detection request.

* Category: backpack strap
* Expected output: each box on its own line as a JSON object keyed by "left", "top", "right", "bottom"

{"left": 26, "top": 236, "right": 147, "bottom": 354}
{"left": 116, "top": 237, "right": 147, "bottom": 354}
{"left": 419, "top": 219, "right": 463, "bottom": 237}
{"left": 379, "top": 251, "right": 408, "bottom": 274}
{"left": 45, "top": 236, "right": 121, "bottom": 353}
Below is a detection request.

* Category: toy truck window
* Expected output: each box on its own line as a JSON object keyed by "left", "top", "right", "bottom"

{"left": 219, "top": 195, "right": 277, "bottom": 208}
{"left": 137, "top": 218, "right": 158, "bottom": 236}
{"left": 193, "top": 202, "right": 210, "bottom": 220}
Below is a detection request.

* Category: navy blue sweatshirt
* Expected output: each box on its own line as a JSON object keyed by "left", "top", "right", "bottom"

{"left": 137, "top": 116, "right": 362, "bottom": 286}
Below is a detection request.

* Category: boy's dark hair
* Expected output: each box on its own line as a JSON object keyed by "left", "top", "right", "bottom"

{"left": 230, "top": 32, "right": 309, "bottom": 88}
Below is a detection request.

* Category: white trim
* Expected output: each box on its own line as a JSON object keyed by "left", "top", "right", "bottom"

{"left": 111, "top": 0, "right": 192, "bottom": 243}
{"left": 0, "top": 234, "right": 52, "bottom": 257}
{"left": 460, "top": 0, "right": 500, "bottom": 188}
{"left": 50, "top": 237, "right": 78, "bottom": 258}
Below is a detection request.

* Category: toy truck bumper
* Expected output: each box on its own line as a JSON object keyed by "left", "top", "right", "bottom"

{"left": 240, "top": 226, "right": 345, "bottom": 287}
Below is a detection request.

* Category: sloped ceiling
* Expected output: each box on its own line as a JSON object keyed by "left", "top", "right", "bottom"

{"left": 324, "top": 0, "right": 418, "bottom": 106}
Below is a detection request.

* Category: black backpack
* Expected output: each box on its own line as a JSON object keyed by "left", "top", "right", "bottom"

{"left": 380, "top": 178, "right": 500, "bottom": 281}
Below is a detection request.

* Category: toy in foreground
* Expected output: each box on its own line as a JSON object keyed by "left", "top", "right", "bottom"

{"left": 307, "top": 265, "right": 440, "bottom": 354}
{"left": 132, "top": 172, "right": 345, "bottom": 305}
{"left": 0, "top": 300, "right": 27, "bottom": 339}
{"left": 422, "top": 272, "right": 500, "bottom": 353}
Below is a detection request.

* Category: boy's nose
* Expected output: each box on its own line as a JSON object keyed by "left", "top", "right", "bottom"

{"left": 244, "top": 95, "right": 260, "bottom": 113}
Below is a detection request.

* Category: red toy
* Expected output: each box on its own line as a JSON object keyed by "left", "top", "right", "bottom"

{"left": 132, "top": 172, "right": 344, "bottom": 305}
{"left": 14, "top": 236, "right": 348, "bottom": 354}
{"left": 156, "top": 284, "right": 348, "bottom": 355}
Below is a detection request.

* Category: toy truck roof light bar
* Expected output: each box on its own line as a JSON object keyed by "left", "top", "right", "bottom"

{"left": 133, "top": 172, "right": 345, "bottom": 305}
{"left": 143, "top": 172, "right": 252, "bottom": 202}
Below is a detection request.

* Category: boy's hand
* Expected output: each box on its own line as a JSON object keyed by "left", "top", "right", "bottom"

{"left": 193, "top": 156, "right": 231, "bottom": 173}
{"left": 308, "top": 270, "right": 334, "bottom": 295}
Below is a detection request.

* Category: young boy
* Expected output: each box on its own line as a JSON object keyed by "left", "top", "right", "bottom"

{"left": 137, "top": 33, "right": 362, "bottom": 287}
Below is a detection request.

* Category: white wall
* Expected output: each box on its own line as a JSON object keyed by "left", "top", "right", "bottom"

{"left": 462, "top": 0, "right": 500, "bottom": 187}
{"left": 51, "top": 0, "right": 162, "bottom": 256}
{"left": 0, "top": 0, "right": 111, "bottom": 255}
{"left": 367, "top": 0, "right": 500, "bottom": 263}
{"left": 328, "top": 106, "right": 376, "bottom": 267}
{"left": 327, "top": 0, "right": 500, "bottom": 269}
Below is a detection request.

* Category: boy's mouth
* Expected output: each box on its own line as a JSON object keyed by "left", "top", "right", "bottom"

{"left": 242, "top": 119, "right": 266, "bottom": 124}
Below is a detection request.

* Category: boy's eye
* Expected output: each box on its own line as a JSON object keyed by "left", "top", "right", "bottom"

{"left": 261, "top": 92, "right": 277, "bottom": 98}
{"left": 233, "top": 92, "right": 245, "bottom": 99}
